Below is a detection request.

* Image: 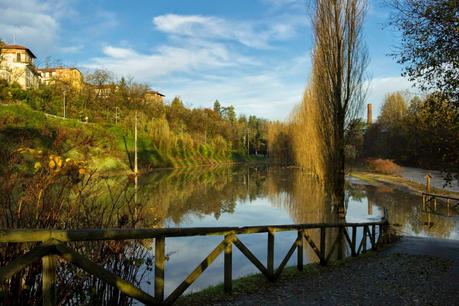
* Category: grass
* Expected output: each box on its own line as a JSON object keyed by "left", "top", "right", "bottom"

{"left": 0, "top": 103, "right": 244, "bottom": 172}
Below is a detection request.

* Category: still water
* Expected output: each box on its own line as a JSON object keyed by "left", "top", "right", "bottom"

{"left": 126, "top": 165, "right": 459, "bottom": 296}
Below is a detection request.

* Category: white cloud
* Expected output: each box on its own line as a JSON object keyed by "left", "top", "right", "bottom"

{"left": 0, "top": 0, "right": 58, "bottom": 51}
{"left": 84, "top": 40, "right": 255, "bottom": 80}
{"left": 60, "top": 44, "right": 84, "bottom": 54}
{"left": 153, "top": 14, "right": 300, "bottom": 49}
{"left": 0, "top": 0, "right": 79, "bottom": 57}
{"left": 84, "top": 13, "right": 309, "bottom": 119}
{"left": 161, "top": 72, "right": 307, "bottom": 120}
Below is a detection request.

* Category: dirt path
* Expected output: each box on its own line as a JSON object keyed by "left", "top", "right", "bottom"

{"left": 180, "top": 237, "right": 459, "bottom": 306}
{"left": 400, "top": 166, "right": 459, "bottom": 193}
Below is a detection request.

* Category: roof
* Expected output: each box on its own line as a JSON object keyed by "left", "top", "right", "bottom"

{"left": 37, "top": 67, "right": 81, "bottom": 73}
{"left": 0, "top": 44, "right": 37, "bottom": 58}
{"left": 145, "top": 90, "right": 165, "bottom": 97}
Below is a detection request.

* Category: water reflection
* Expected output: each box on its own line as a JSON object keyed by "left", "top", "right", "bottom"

{"left": 129, "top": 165, "right": 457, "bottom": 296}
{"left": 2, "top": 165, "right": 458, "bottom": 304}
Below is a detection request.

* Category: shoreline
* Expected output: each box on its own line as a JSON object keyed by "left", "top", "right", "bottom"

{"left": 350, "top": 171, "right": 459, "bottom": 198}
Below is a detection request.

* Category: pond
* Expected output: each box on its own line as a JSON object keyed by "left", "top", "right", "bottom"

{"left": 2, "top": 164, "right": 458, "bottom": 305}
{"left": 129, "top": 165, "right": 459, "bottom": 296}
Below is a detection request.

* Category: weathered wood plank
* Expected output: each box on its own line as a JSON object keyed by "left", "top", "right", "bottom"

{"left": 325, "top": 231, "right": 341, "bottom": 263}
{"left": 224, "top": 234, "right": 233, "bottom": 293}
{"left": 0, "top": 244, "right": 54, "bottom": 282}
{"left": 274, "top": 239, "right": 298, "bottom": 280}
{"left": 371, "top": 225, "right": 376, "bottom": 250}
{"left": 155, "top": 236, "right": 165, "bottom": 301}
{"left": 54, "top": 244, "right": 157, "bottom": 305}
{"left": 165, "top": 238, "right": 228, "bottom": 305}
{"left": 233, "top": 238, "right": 270, "bottom": 278}
{"left": 303, "top": 232, "right": 322, "bottom": 262}
{"left": 351, "top": 226, "right": 357, "bottom": 256}
{"left": 267, "top": 229, "right": 275, "bottom": 278}
{"left": 337, "top": 227, "right": 344, "bottom": 260}
{"left": 42, "top": 255, "right": 57, "bottom": 306}
{"left": 297, "top": 230, "right": 303, "bottom": 271}
{"left": 0, "top": 221, "right": 388, "bottom": 243}
{"left": 320, "top": 227, "right": 326, "bottom": 265}
{"left": 342, "top": 227, "right": 354, "bottom": 256}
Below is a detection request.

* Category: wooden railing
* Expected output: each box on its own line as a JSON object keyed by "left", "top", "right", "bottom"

{"left": 422, "top": 192, "right": 459, "bottom": 215}
{"left": 0, "top": 219, "right": 390, "bottom": 305}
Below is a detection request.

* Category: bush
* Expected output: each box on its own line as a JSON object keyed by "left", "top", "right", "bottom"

{"left": 367, "top": 158, "right": 401, "bottom": 175}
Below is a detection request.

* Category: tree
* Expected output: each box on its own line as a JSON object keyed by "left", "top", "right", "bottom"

{"left": 310, "top": 0, "right": 369, "bottom": 214}
{"left": 221, "top": 105, "right": 236, "bottom": 124}
{"left": 375, "top": 92, "right": 409, "bottom": 160}
{"left": 378, "top": 92, "right": 408, "bottom": 129}
{"left": 213, "top": 100, "right": 222, "bottom": 116}
{"left": 389, "top": 0, "right": 459, "bottom": 104}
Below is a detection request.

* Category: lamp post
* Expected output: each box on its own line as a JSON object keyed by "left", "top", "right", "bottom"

{"left": 63, "top": 90, "right": 67, "bottom": 118}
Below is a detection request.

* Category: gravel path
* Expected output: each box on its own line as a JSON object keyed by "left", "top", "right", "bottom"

{"left": 180, "top": 237, "right": 459, "bottom": 306}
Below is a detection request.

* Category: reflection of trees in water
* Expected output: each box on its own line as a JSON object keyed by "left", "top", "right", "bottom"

{"left": 132, "top": 165, "right": 270, "bottom": 225}
{"left": 4, "top": 165, "right": 452, "bottom": 304}
{"left": 265, "top": 167, "right": 342, "bottom": 262}
{"left": 362, "top": 185, "right": 456, "bottom": 238}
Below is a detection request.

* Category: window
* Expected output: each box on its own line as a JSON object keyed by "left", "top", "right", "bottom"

{"left": 16, "top": 53, "right": 21, "bottom": 62}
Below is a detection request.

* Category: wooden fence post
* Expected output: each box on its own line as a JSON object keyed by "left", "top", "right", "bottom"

{"left": 42, "top": 255, "right": 56, "bottom": 306}
{"left": 267, "top": 229, "right": 275, "bottom": 279}
{"left": 351, "top": 226, "right": 357, "bottom": 256}
{"left": 371, "top": 225, "right": 376, "bottom": 250}
{"left": 155, "top": 236, "right": 165, "bottom": 302}
{"left": 425, "top": 174, "right": 431, "bottom": 193}
{"left": 362, "top": 225, "right": 367, "bottom": 253}
{"left": 337, "top": 227, "right": 343, "bottom": 260}
{"left": 224, "top": 234, "right": 233, "bottom": 293}
{"left": 320, "top": 227, "right": 326, "bottom": 265}
{"left": 297, "top": 230, "right": 303, "bottom": 271}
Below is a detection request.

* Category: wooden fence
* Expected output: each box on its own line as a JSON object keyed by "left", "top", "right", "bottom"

{"left": 0, "top": 219, "right": 390, "bottom": 305}
{"left": 422, "top": 192, "right": 459, "bottom": 215}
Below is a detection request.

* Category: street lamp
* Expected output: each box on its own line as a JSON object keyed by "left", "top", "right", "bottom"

{"left": 63, "top": 90, "right": 67, "bottom": 118}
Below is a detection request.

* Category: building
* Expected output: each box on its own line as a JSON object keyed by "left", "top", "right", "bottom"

{"left": 38, "top": 67, "right": 83, "bottom": 91}
{"left": 0, "top": 44, "right": 40, "bottom": 89}
{"left": 144, "top": 90, "right": 165, "bottom": 104}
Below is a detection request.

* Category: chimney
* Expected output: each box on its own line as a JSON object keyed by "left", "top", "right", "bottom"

{"left": 367, "top": 103, "right": 373, "bottom": 126}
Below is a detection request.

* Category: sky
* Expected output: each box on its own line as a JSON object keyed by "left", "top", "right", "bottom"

{"left": 0, "top": 0, "right": 417, "bottom": 120}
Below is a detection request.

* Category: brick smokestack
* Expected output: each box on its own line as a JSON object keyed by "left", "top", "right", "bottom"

{"left": 367, "top": 103, "right": 373, "bottom": 126}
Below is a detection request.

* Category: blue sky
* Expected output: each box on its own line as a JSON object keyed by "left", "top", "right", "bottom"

{"left": 0, "top": 0, "right": 416, "bottom": 120}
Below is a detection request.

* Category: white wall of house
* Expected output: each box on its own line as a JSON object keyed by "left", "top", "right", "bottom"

{"left": 0, "top": 49, "right": 40, "bottom": 89}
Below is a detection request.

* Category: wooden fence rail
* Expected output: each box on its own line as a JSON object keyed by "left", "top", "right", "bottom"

{"left": 422, "top": 192, "right": 459, "bottom": 215}
{"left": 0, "top": 219, "right": 390, "bottom": 306}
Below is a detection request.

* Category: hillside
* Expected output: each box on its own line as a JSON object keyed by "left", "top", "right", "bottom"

{"left": 0, "top": 103, "right": 249, "bottom": 172}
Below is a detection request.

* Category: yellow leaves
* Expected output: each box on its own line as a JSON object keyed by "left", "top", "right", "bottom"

{"left": 34, "top": 162, "right": 42, "bottom": 172}
{"left": 15, "top": 147, "right": 88, "bottom": 177}
{"left": 48, "top": 155, "right": 63, "bottom": 170}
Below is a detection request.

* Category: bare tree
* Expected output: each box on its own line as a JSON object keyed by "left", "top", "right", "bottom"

{"left": 310, "top": 0, "right": 369, "bottom": 215}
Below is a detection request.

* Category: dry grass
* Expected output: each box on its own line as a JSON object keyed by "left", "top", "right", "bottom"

{"left": 367, "top": 158, "right": 401, "bottom": 175}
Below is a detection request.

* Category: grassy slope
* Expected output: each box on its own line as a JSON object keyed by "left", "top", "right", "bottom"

{"left": 0, "top": 103, "right": 249, "bottom": 172}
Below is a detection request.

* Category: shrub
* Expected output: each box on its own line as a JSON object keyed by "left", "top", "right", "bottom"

{"left": 367, "top": 158, "right": 401, "bottom": 175}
